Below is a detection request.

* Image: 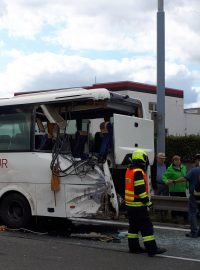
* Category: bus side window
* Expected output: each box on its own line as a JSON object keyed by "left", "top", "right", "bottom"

{"left": 0, "top": 135, "right": 11, "bottom": 151}
{"left": 11, "top": 133, "right": 30, "bottom": 150}
{"left": 0, "top": 111, "right": 31, "bottom": 151}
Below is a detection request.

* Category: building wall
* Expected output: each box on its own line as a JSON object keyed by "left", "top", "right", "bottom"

{"left": 184, "top": 113, "right": 200, "bottom": 135}
{"left": 89, "top": 82, "right": 200, "bottom": 136}
{"left": 165, "top": 96, "right": 185, "bottom": 135}
{"left": 118, "top": 90, "right": 185, "bottom": 136}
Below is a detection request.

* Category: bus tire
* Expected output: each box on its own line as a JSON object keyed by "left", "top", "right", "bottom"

{"left": 0, "top": 192, "right": 31, "bottom": 229}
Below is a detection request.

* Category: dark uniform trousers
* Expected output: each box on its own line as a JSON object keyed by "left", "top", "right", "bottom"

{"left": 127, "top": 206, "right": 157, "bottom": 253}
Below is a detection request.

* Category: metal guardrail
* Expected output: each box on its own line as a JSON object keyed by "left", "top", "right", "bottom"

{"left": 151, "top": 195, "right": 188, "bottom": 212}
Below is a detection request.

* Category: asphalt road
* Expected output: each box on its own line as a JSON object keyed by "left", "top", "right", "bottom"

{"left": 0, "top": 225, "right": 199, "bottom": 270}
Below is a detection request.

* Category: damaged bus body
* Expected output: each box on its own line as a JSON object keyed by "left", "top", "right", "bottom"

{"left": 0, "top": 87, "right": 154, "bottom": 228}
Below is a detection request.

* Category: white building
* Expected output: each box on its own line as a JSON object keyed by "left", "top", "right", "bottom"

{"left": 184, "top": 108, "right": 200, "bottom": 135}
{"left": 86, "top": 81, "right": 200, "bottom": 136}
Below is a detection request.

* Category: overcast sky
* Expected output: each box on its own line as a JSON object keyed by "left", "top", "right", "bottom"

{"left": 0, "top": 0, "right": 200, "bottom": 107}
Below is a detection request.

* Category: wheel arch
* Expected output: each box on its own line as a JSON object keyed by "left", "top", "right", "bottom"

{"left": 0, "top": 186, "right": 36, "bottom": 216}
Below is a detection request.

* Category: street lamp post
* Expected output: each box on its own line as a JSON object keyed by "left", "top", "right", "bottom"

{"left": 157, "top": 0, "right": 165, "bottom": 153}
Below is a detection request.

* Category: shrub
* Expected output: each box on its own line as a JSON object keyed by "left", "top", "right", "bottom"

{"left": 165, "top": 135, "right": 200, "bottom": 163}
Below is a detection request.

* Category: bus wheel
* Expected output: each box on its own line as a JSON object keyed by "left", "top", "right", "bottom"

{"left": 0, "top": 193, "right": 31, "bottom": 229}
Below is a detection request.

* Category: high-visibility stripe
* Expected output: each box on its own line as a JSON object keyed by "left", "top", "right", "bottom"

{"left": 134, "top": 180, "right": 145, "bottom": 186}
{"left": 128, "top": 233, "right": 139, "bottom": 239}
{"left": 143, "top": 235, "right": 155, "bottom": 242}
{"left": 194, "top": 192, "right": 200, "bottom": 196}
{"left": 139, "top": 192, "right": 148, "bottom": 198}
{"left": 125, "top": 201, "right": 144, "bottom": 207}
{"left": 133, "top": 168, "right": 144, "bottom": 173}
{"left": 125, "top": 195, "right": 134, "bottom": 201}
{"left": 125, "top": 189, "right": 134, "bottom": 201}
{"left": 146, "top": 201, "right": 152, "bottom": 207}
{"left": 125, "top": 190, "right": 134, "bottom": 195}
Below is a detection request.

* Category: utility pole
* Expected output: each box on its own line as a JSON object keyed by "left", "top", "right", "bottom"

{"left": 156, "top": 0, "right": 165, "bottom": 153}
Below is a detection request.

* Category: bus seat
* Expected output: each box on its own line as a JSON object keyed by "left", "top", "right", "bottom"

{"left": 35, "top": 134, "right": 44, "bottom": 149}
{"left": 72, "top": 131, "right": 88, "bottom": 158}
{"left": 0, "top": 135, "right": 11, "bottom": 150}
{"left": 59, "top": 134, "right": 72, "bottom": 154}
{"left": 37, "top": 134, "right": 53, "bottom": 150}
{"left": 92, "top": 132, "right": 102, "bottom": 153}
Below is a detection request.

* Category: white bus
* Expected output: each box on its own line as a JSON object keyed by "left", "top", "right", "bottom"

{"left": 0, "top": 87, "right": 154, "bottom": 228}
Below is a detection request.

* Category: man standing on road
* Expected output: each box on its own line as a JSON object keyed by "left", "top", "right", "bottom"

{"left": 125, "top": 149, "right": 167, "bottom": 256}
{"left": 151, "top": 152, "right": 169, "bottom": 195}
{"left": 167, "top": 154, "right": 200, "bottom": 238}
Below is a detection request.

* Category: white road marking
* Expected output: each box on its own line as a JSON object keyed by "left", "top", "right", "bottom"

{"left": 158, "top": 254, "right": 200, "bottom": 262}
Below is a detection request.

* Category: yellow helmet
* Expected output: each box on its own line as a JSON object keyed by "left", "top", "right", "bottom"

{"left": 131, "top": 149, "right": 148, "bottom": 163}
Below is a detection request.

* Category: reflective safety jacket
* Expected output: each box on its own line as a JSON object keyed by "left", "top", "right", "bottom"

{"left": 125, "top": 167, "right": 152, "bottom": 207}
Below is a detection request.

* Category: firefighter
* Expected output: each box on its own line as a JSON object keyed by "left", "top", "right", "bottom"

{"left": 125, "top": 149, "right": 167, "bottom": 256}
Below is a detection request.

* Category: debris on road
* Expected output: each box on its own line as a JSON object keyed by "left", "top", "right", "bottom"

{"left": 71, "top": 232, "right": 121, "bottom": 242}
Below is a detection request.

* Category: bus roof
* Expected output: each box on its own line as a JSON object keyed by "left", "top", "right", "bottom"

{"left": 0, "top": 88, "right": 110, "bottom": 106}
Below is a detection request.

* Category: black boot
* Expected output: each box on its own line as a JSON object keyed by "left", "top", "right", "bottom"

{"left": 148, "top": 247, "right": 167, "bottom": 257}
{"left": 128, "top": 238, "right": 146, "bottom": 254}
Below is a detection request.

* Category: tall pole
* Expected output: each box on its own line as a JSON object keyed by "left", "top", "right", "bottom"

{"left": 157, "top": 0, "right": 165, "bottom": 153}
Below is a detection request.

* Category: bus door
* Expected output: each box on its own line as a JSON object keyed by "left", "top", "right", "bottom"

{"left": 113, "top": 113, "right": 154, "bottom": 165}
